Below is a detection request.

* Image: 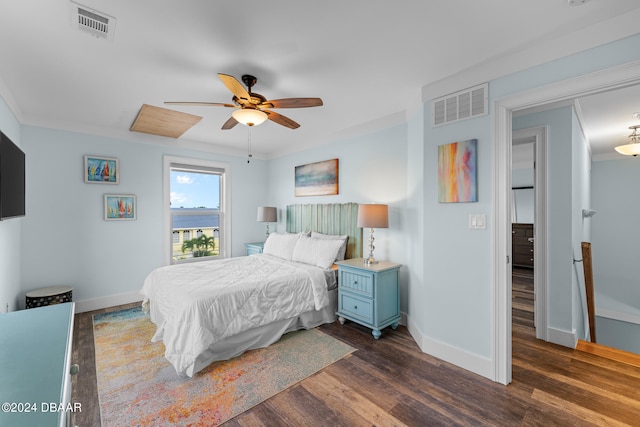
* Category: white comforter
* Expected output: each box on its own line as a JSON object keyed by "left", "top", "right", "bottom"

{"left": 140, "top": 254, "right": 330, "bottom": 375}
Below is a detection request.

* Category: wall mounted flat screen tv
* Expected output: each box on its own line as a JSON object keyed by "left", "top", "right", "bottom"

{"left": 0, "top": 131, "right": 26, "bottom": 219}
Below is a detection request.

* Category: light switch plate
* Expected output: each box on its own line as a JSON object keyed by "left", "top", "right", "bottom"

{"left": 469, "top": 214, "right": 486, "bottom": 229}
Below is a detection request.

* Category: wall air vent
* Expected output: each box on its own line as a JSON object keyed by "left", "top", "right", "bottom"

{"left": 70, "top": 1, "right": 117, "bottom": 41}
{"left": 432, "top": 83, "right": 488, "bottom": 127}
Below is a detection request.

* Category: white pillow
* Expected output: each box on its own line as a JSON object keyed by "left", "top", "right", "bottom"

{"left": 263, "top": 232, "right": 302, "bottom": 260}
{"left": 287, "top": 230, "right": 311, "bottom": 237}
{"left": 292, "top": 235, "right": 344, "bottom": 269}
{"left": 310, "top": 232, "right": 348, "bottom": 261}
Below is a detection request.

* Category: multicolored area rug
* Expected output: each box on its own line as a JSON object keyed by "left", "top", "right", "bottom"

{"left": 93, "top": 307, "right": 354, "bottom": 426}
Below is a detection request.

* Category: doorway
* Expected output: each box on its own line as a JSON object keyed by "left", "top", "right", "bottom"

{"left": 511, "top": 126, "right": 547, "bottom": 342}
{"left": 493, "top": 61, "right": 640, "bottom": 385}
{"left": 511, "top": 131, "right": 536, "bottom": 335}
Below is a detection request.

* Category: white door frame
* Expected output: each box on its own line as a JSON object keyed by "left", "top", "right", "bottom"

{"left": 493, "top": 59, "right": 640, "bottom": 385}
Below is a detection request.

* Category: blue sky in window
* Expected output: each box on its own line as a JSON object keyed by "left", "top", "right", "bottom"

{"left": 170, "top": 171, "right": 220, "bottom": 209}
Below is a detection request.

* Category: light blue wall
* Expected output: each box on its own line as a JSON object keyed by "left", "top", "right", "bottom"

{"left": 591, "top": 159, "right": 640, "bottom": 306}
{"left": 19, "top": 126, "right": 268, "bottom": 306}
{"left": 406, "top": 106, "right": 426, "bottom": 330}
{"left": 422, "top": 113, "right": 493, "bottom": 357}
{"left": 591, "top": 158, "right": 640, "bottom": 353}
{"left": 0, "top": 96, "right": 22, "bottom": 312}
{"left": 266, "top": 123, "right": 410, "bottom": 311}
{"left": 596, "top": 317, "right": 640, "bottom": 354}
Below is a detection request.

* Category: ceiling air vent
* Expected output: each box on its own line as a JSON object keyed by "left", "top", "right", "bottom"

{"left": 432, "top": 83, "right": 488, "bottom": 127}
{"left": 70, "top": 1, "right": 117, "bottom": 41}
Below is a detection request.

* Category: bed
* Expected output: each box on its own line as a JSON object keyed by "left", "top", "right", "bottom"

{"left": 140, "top": 203, "right": 362, "bottom": 377}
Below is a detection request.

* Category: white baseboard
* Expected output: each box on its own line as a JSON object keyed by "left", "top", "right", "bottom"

{"left": 75, "top": 291, "right": 142, "bottom": 313}
{"left": 547, "top": 326, "right": 578, "bottom": 348}
{"left": 400, "top": 311, "right": 408, "bottom": 327}
{"left": 406, "top": 314, "right": 494, "bottom": 381}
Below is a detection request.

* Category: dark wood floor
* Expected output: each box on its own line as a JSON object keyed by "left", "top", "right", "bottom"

{"left": 72, "top": 270, "right": 640, "bottom": 426}
{"left": 512, "top": 266, "right": 535, "bottom": 329}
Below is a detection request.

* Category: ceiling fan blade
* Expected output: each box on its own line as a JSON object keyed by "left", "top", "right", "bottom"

{"left": 260, "top": 98, "right": 323, "bottom": 109}
{"left": 264, "top": 110, "right": 300, "bottom": 129}
{"left": 221, "top": 116, "right": 239, "bottom": 130}
{"left": 218, "top": 73, "right": 250, "bottom": 103}
{"left": 165, "top": 101, "right": 236, "bottom": 108}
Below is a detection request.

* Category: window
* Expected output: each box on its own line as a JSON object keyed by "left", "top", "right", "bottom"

{"left": 163, "top": 156, "right": 231, "bottom": 265}
{"left": 172, "top": 231, "right": 180, "bottom": 244}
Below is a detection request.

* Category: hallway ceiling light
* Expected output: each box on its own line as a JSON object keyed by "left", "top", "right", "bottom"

{"left": 615, "top": 125, "right": 640, "bottom": 156}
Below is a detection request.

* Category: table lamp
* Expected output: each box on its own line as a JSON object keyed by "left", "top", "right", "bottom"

{"left": 357, "top": 203, "right": 388, "bottom": 265}
{"left": 257, "top": 206, "right": 277, "bottom": 239}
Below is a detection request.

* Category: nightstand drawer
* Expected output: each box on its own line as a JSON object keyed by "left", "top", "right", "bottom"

{"left": 339, "top": 293, "right": 373, "bottom": 323}
{"left": 339, "top": 270, "right": 374, "bottom": 297}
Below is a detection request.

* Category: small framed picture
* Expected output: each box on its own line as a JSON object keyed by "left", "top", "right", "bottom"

{"left": 104, "top": 194, "right": 136, "bottom": 220}
{"left": 85, "top": 155, "right": 119, "bottom": 184}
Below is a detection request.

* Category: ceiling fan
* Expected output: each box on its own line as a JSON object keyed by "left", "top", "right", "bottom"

{"left": 165, "top": 73, "right": 323, "bottom": 130}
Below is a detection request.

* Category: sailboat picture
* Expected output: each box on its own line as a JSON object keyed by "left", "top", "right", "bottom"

{"left": 104, "top": 194, "right": 136, "bottom": 220}
{"left": 85, "top": 155, "right": 119, "bottom": 184}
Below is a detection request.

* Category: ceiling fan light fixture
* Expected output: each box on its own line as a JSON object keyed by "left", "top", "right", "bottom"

{"left": 232, "top": 108, "right": 267, "bottom": 127}
{"left": 615, "top": 125, "right": 640, "bottom": 157}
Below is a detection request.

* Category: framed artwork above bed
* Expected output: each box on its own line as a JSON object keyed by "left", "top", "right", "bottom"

{"left": 294, "top": 158, "right": 339, "bottom": 196}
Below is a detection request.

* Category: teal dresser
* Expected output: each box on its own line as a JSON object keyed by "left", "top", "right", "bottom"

{"left": 245, "top": 242, "right": 265, "bottom": 255}
{"left": 336, "top": 258, "right": 401, "bottom": 339}
{"left": 0, "top": 302, "right": 76, "bottom": 427}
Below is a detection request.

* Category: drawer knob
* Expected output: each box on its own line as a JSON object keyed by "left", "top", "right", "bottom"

{"left": 70, "top": 364, "right": 80, "bottom": 376}
{"left": 354, "top": 305, "right": 358, "bottom": 310}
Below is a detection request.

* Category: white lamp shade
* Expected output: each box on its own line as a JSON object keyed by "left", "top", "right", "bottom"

{"left": 357, "top": 204, "right": 388, "bottom": 228}
{"left": 232, "top": 108, "right": 268, "bottom": 126}
{"left": 615, "top": 143, "right": 640, "bottom": 156}
{"left": 257, "top": 206, "right": 277, "bottom": 222}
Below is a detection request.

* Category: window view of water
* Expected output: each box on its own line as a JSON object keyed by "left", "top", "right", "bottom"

{"left": 170, "top": 169, "right": 221, "bottom": 262}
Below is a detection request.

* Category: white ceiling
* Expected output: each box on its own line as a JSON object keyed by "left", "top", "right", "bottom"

{"left": 0, "top": 0, "right": 639, "bottom": 159}
{"left": 577, "top": 84, "right": 640, "bottom": 160}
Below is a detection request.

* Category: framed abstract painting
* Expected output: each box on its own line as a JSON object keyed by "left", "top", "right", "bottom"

{"left": 438, "top": 139, "right": 477, "bottom": 203}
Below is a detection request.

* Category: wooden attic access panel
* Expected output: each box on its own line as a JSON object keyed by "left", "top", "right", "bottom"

{"left": 130, "top": 104, "right": 202, "bottom": 138}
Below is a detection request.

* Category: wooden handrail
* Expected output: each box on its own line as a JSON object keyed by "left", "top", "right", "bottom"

{"left": 581, "top": 242, "right": 596, "bottom": 343}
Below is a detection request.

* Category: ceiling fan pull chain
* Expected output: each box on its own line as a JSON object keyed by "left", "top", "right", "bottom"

{"left": 247, "top": 128, "right": 253, "bottom": 164}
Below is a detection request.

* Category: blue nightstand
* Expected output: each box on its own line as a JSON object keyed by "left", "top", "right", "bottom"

{"left": 245, "top": 242, "right": 265, "bottom": 255}
{"left": 336, "top": 258, "right": 401, "bottom": 339}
